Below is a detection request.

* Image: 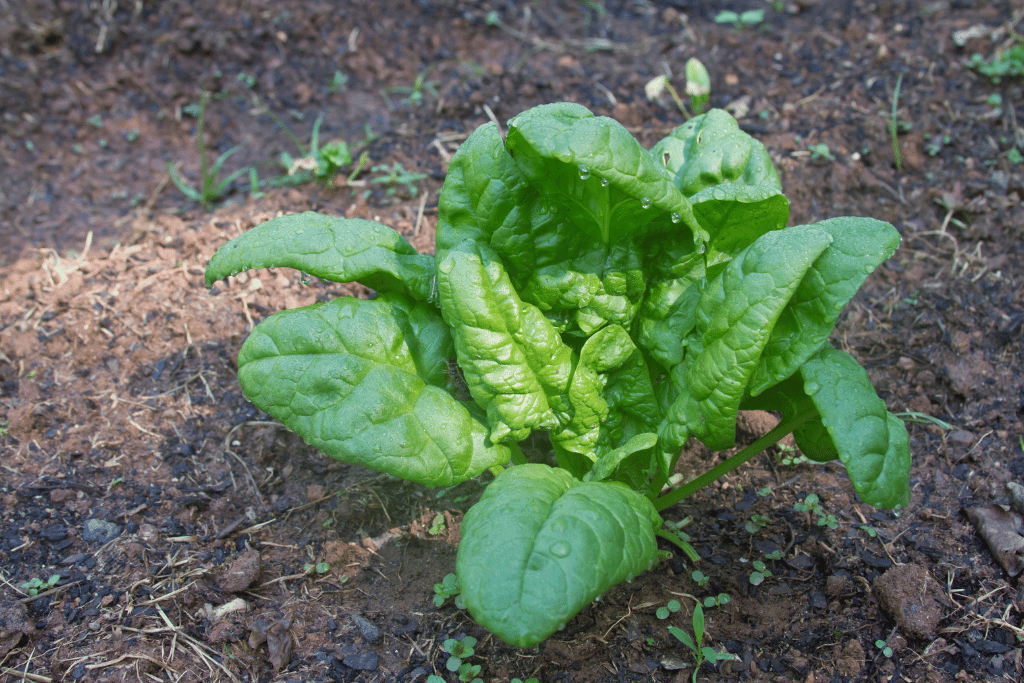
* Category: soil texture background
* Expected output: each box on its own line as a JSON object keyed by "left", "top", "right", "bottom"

{"left": 2, "top": 1, "right": 1024, "bottom": 682}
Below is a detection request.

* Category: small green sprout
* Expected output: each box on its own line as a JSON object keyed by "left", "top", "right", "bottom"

{"left": 22, "top": 573, "right": 61, "bottom": 597}
{"left": 429, "top": 513, "right": 446, "bottom": 535}
{"left": 968, "top": 44, "right": 1024, "bottom": 84}
{"left": 748, "top": 559, "right": 772, "bottom": 586}
{"left": 87, "top": 114, "right": 103, "bottom": 128}
{"left": 887, "top": 73, "right": 905, "bottom": 170}
{"left": 657, "top": 599, "right": 682, "bottom": 619}
{"left": 440, "top": 636, "right": 483, "bottom": 682}
{"left": 433, "top": 572, "right": 465, "bottom": 609}
{"left": 167, "top": 92, "right": 250, "bottom": 206}
{"left": 794, "top": 493, "right": 839, "bottom": 530}
{"left": 510, "top": 678, "right": 540, "bottom": 683}
{"left": 685, "top": 58, "right": 711, "bottom": 116}
{"left": 745, "top": 513, "right": 770, "bottom": 534}
{"left": 691, "top": 570, "right": 710, "bottom": 588}
{"left": 714, "top": 9, "right": 764, "bottom": 28}
{"left": 808, "top": 143, "right": 836, "bottom": 161}
{"left": 875, "top": 638, "right": 893, "bottom": 657}
{"left": 668, "top": 603, "right": 738, "bottom": 683}
{"left": 702, "top": 593, "right": 731, "bottom": 608}
{"left": 859, "top": 525, "right": 878, "bottom": 538}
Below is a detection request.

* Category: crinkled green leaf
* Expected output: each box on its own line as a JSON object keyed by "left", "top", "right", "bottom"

{"left": 652, "top": 109, "right": 781, "bottom": 199}
{"left": 205, "top": 212, "right": 435, "bottom": 301}
{"left": 584, "top": 433, "right": 659, "bottom": 482}
{"left": 436, "top": 240, "right": 574, "bottom": 443}
{"left": 794, "top": 346, "right": 911, "bottom": 508}
{"left": 550, "top": 324, "right": 660, "bottom": 458}
{"left": 456, "top": 464, "right": 661, "bottom": 647}
{"left": 437, "top": 121, "right": 649, "bottom": 335}
{"left": 651, "top": 109, "right": 788, "bottom": 270}
{"left": 506, "top": 102, "right": 700, "bottom": 245}
{"left": 235, "top": 293, "right": 508, "bottom": 487}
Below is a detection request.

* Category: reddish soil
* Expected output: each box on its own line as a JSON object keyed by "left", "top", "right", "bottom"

{"left": 2, "top": 1, "right": 1023, "bottom": 682}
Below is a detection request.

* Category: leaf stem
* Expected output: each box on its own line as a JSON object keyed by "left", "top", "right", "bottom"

{"left": 654, "top": 412, "right": 814, "bottom": 512}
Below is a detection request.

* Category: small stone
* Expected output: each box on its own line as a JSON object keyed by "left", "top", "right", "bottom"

{"left": 351, "top": 614, "right": 382, "bottom": 644}
{"left": 40, "top": 524, "right": 67, "bottom": 542}
{"left": 948, "top": 429, "right": 975, "bottom": 446}
{"left": 83, "top": 519, "right": 120, "bottom": 544}
{"left": 342, "top": 650, "right": 379, "bottom": 671}
{"left": 219, "top": 549, "right": 262, "bottom": 593}
{"left": 873, "top": 564, "right": 943, "bottom": 639}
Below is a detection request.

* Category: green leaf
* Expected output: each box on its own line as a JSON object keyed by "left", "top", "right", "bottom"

{"left": 436, "top": 240, "right": 574, "bottom": 443}
{"left": 692, "top": 602, "right": 705, "bottom": 645}
{"left": 668, "top": 625, "right": 697, "bottom": 652}
{"left": 235, "top": 293, "right": 509, "bottom": 487}
{"left": 793, "top": 346, "right": 911, "bottom": 508}
{"left": 584, "top": 432, "right": 659, "bottom": 482}
{"left": 747, "top": 217, "right": 901, "bottom": 397}
{"left": 456, "top": 464, "right": 661, "bottom": 647}
{"left": 436, "top": 120, "right": 651, "bottom": 335}
{"left": 651, "top": 109, "right": 788, "bottom": 270}
{"left": 505, "top": 102, "right": 700, "bottom": 245}
{"left": 663, "top": 224, "right": 834, "bottom": 451}
{"left": 663, "top": 216, "right": 900, "bottom": 451}
{"left": 205, "top": 212, "right": 436, "bottom": 302}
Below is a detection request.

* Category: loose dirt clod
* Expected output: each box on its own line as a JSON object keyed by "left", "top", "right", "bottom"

{"left": 873, "top": 564, "right": 944, "bottom": 640}
{"left": 218, "top": 548, "right": 262, "bottom": 593}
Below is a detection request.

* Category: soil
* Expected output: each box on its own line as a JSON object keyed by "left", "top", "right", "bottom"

{"left": 2, "top": 1, "right": 1023, "bottom": 682}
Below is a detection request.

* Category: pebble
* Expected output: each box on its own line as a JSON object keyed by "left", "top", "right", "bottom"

{"left": 218, "top": 549, "right": 262, "bottom": 593}
{"left": 351, "top": 614, "right": 382, "bottom": 644}
{"left": 342, "top": 651, "right": 379, "bottom": 671}
{"left": 40, "top": 523, "right": 67, "bottom": 542}
{"left": 83, "top": 519, "right": 120, "bottom": 544}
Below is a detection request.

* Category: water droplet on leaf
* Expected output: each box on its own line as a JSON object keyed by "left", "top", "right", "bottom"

{"left": 300, "top": 272, "right": 311, "bottom": 285}
{"left": 438, "top": 258, "right": 454, "bottom": 274}
{"left": 805, "top": 381, "right": 821, "bottom": 395}
{"left": 578, "top": 165, "right": 590, "bottom": 180}
{"left": 671, "top": 212, "right": 681, "bottom": 223}
{"left": 698, "top": 243, "right": 706, "bottom": 254}
{"left": 600, "top": 177, "right": 610, "bottom": 187}
{"left": 640, "top": 197, "right": 652, "bottom": 209}
{"left": 549, "top": 542, "right": 571, "bottom": 558}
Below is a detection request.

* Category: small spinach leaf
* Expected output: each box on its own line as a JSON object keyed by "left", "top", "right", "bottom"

{"left": 205, "top": 212, "right": 435, "bottom": 301}
{"left": 456, "top": 464, "right": 660, "bottom": 647}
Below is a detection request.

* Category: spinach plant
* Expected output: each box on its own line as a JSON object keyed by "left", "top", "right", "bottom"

{"left": 206, "top": 103, "right": 911, "bottom": 648}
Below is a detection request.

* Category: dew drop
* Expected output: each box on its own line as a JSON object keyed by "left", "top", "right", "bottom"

{"left": 549, "top": 542, "right": 571, "bottom": 558}
{"left": 626, "top": 573, "right": 634, "bottom": 583}
{"left": 300, "top": 271, "right": 311, "bottom": 285}
{"left": 557, "top": 622, "right": 566, "bottom": 631}
{"left": 600, "top": 177, "right": 610, "bottom": 187}
{"left": 805, "top": 381, "right": 821, "bottom": 395}
{"left": 539, "top": 203, "right": 549, "bottom": 214}
{"left": 864, "top": 264, "right": 875, "bottom": 274}
{"left": 578, "top": 164, "right": 591, "bottom": 180}
{"left": 698, "top": 243, "right": 707, "bottom": 254}
{"left": 670, "top": 212, "right": 681, "bottom": 223}
{"left": 438, "top": 258, "right": 454, "bottom": 274}
{"left": 268, "top": 266, "right": 275, "bottom": 271}
{"left": 640, "top": 197, "right": 652, "bottom": 209}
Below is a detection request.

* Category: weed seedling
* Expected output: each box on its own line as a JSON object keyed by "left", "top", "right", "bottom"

{"left": 691, "top": 570, "right": 710, "bottom": 588}
{"left": 748, "top": 559, "right": 773, "bottom": 586}
{"left": 875, "top": 638, "right": 893, "bottom": 657}
{"left": 657, "top": 599, "right": 682, "bottom": 619}
{"left": 429, "top": 513, "right": 446, "bottom": 535}
{"left": 745, "top": 513, "right": 769, "bottom": 534}
{"left": 441, "top": 636, "right": 483, "bottom": 682}
{"left": 714, "top": 9, "right": 764, "bottom": 28}
{"left": 886, "top": 73, "right": 905, "bottom": 170}
{"left": 668, "top": 603, "right": 738, "bottom": 682}
{"left": 808, "top": 143, "right": 836, "bottom": 161}
{"left": 167, "top": 92, "right": 250, "bottom": 205}
{"left": 794, "top": 493, "right": 839, "bottom": 529}
{"left": 433, "top": 572, "right": 465, "bottom": 609}
{"left": 21, "top": 573, "right": 60, "bottom": 597}
{"left": 969, "top": 44, "right": 1024, "bottom": 84}
{"left": 685, "top": 58, "right": 711, "bottom": 116}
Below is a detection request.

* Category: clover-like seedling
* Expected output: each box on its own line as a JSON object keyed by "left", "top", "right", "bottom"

{"left": 748, "top": 560, "right": 773, "bottom": 586}
{"left": 441, "top": 636, "right": 481, "bottom": 682}
{"left": 433, "top": 573, "right": 465, "bottom": 609}
{"left": 875, "top": 638, "right": 893, "bottom": 658}
{"left": 657, "top": 599, "right": 681, "bottom": 620}
{"left": 691, "top": 570, "right": 710, "bottom": 588}
{"left": 21, "top": 573, "right": 61, "bottom": 597}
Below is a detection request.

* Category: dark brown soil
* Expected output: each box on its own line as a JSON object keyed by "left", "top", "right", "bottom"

{"left": 2, "top": 1, "right": 1023, "bottom": 682}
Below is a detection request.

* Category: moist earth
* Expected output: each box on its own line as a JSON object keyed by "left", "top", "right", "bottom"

{"left": 1, "top": 1, "right": 1023, "bottom": 682}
